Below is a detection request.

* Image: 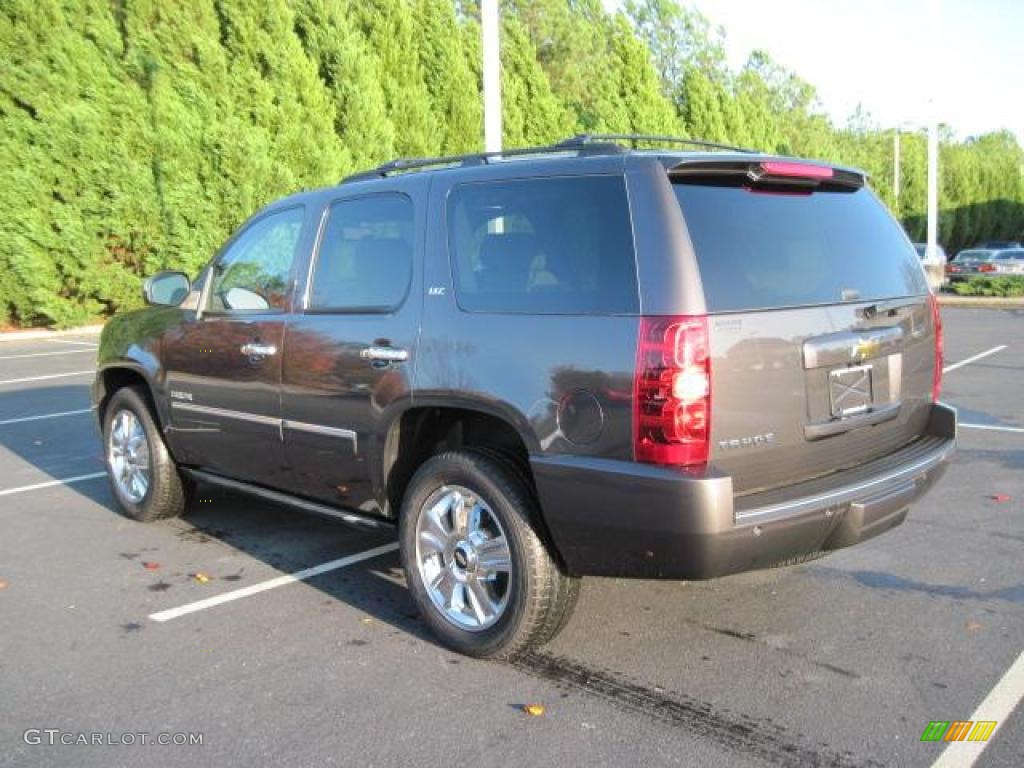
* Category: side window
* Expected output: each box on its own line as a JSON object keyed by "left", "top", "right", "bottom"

{"left": 447, "top": 176, "right": 638, "bottom": 314}
{"left": 308, "top": 194, "right": 414, "bottom": 312}
{"left": 208, "top": 206, "right": 305, "bottom": 313}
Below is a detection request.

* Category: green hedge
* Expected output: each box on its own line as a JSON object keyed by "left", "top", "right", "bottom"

{"left": 949, "top": 276, "right": 1024, "bottom": 297}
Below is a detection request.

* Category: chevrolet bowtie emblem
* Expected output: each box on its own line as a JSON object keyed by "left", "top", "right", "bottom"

{"left": 853, "top": 338, "right": 880, "bottom": 359}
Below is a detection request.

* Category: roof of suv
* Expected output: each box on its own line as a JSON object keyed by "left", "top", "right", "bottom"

{"left": 336, "top": 134, "right": 868, "bottom": 187}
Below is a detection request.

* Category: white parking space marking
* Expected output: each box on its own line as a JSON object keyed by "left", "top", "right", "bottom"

{"left": 0, "top": 471, "right": 106, "bottom": 497}
{"left": 0, "top": 349, "right": 95, "bottom": 360}
{"left": 149, "top": 542, "right": 400, "bottom": 623}
{"left": 960, "top": 423, "right": 1024, "bottom": 435}
{"left": 46, "top": 339, "right": 99, "bottom": 347}
{"left": 0, "top": 408, "right": 94, "bottom": 426}
{"left": 0, "top": 370, "right": 94, "bottom": 386}
{"left": 931, "top": 650, "right": 1024, "bottom": 768}
{"left": 943, "top": 345, "right": 1007, "bottom": 373}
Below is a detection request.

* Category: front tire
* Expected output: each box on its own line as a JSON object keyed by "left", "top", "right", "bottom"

{"left": 103, "top": 386, "right": 187, "bottom": 522}
{"left": 399, "top": 449, "right": 577, "bottom": 658}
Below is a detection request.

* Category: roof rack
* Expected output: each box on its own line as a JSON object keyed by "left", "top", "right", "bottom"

{"left": 562, "top": 133, "right": 757, "bottom": 154}
{"left": 340, "top": 133, "right": 755, "bottom": 184}
{"left": 340, "top": 140, "right": 624, "bottom": 184}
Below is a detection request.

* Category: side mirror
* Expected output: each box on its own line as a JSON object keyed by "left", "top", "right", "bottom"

{"left": 143, "top": 271, "right": 191, "bottom": 306}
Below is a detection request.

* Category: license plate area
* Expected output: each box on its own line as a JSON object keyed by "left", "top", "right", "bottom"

{"left": 829, "top": 364, "right": 873, "bottom": 418}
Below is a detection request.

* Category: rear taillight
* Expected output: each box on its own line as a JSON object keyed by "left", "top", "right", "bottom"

{"left": 979, "top": 263, "right": 996, "bottom": 272}
{"left": 929, "top": 293, "right": 943, "bottom": 401}
{"left": 634, "top": 316, "right": 711, "bottom": 467}
{"left": 945, "top": 264, "right": 960, "bottom": 273}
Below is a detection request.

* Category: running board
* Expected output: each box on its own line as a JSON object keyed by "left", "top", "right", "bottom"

{"left": 184, "top": 469, "right": 395, "bottom": 532}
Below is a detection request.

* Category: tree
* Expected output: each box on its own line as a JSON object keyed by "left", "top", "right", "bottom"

{"left": 292, "top": 0, "right": 396, "bottom": 171}
{"left": 351, "top": 0, "right": 440, "bottom": 157}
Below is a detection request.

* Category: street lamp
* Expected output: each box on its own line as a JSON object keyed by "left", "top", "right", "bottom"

{"left": 481, "top": 0, "right": 501, "bottom": 154}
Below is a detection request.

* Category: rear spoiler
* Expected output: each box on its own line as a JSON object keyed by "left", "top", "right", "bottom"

{"left": 668, "top": 159, "right": 866, "bottom": 190}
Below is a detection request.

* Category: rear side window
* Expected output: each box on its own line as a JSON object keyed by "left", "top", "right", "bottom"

{"left": 447, "top": 176, "right": 638, "bottom": 314}
{"left": 308, "top": 194, "right": 413, "bottom": 312}
{"left": 674, "top": 182, "right": 928, "bottom": 312}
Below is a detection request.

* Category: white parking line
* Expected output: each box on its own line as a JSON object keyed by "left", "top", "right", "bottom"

{"left": 46, "top": 339, "right": 99, "bottom": 347}
{"left": 0, "top": 349, "right": 95, "bottom": 360}
{"left": 943, "top": 345, "right": 1007, "bottom": 373}
{"left": 931, "top": 649, "right": 1024, "bottom": 768}
{"left": 960, "top": 423, "right": 1024, "bottom": 435}
{"left": 0, "top": 408, "right": 94, "bottom": 426}
{"left": 0, "top": 370, "right": 94, "bottom": 386}
{"left": 0, "top": 471, "right": 107, "bottom": 497}
{"left": 149, "top": 542, "right": 400, "bottom": 623}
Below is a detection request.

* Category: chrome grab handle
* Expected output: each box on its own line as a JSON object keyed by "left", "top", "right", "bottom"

{"left": 360, "top": 346, "right": 409, "bottom": 363}
{"left": 240, "top": 343, "right": 277, "bottom": 358}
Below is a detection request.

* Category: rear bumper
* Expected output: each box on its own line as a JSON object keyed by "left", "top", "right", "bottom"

{"left": 531, "top": 403, "right": 956, "bottom": 579}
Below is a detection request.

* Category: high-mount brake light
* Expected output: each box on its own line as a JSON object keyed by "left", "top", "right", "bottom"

{"left": 759, "top": 161, "right": 834, "bottom": 180}
{"left": 633, "top": 316, "right": 711, "bottom": 468}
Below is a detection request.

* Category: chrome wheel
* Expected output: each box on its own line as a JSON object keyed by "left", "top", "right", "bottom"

{"left": 415, "top": 485, "right": 512, "bottom": 631}
{"left": 107, "top": 408, "right": 151, "bottom": 504}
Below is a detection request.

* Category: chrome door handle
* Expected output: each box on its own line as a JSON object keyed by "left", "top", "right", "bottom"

{"left": 240, "top": 342, "right": 277, "bottom": 358}
{"left": 359, "top": 346, "right": 409, "bottom": 363}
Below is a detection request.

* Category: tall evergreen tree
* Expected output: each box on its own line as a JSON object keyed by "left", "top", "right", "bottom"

{"left": 292, "top": 0, "right": 395, "bottom": 171}
{"left": 413, "top": 0, "right": 481, "bottom": 154}
{"left": 351, "top": 0, "right": 440, "bottom": 157}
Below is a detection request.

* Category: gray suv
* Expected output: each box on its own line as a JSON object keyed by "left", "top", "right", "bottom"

{"left": 93, "top": 135, "right": 956, "bottom": 658}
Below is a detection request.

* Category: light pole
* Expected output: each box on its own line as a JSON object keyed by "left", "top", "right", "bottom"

{"left": 481, "top": 0, "right": 502, "bottom": 155}
{"left": 925, "top": 0, "right": 941, "bottom": 264}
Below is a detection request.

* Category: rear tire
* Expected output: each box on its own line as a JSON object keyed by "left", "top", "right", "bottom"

{"left": 103, "top": 386, "right": 187, "bottom": 522}
{"left": 399, "top": 449, "right": 577, "bottom": 658}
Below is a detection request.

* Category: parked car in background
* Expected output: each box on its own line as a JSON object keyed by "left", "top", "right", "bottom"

{"left": 989, "top": 248, "right": 1024, "bottom": 274}
{"left": 92, "top": 134, "right": 955, "bottom": 658}
{"left": 947, "top": 248, "right": 1024, "bottom": 281}
{"left": 947, "top": 249, "right": 998, "bottom": 281}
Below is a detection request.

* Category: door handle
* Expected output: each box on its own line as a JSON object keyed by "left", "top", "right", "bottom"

{"left": 240, "top": 342, "right": 277, "bottom": 358}
{"left": 359, "top": 346, "right": 409, "bottom": 364}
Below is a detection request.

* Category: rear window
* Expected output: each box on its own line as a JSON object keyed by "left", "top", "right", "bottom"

{"left": 447, "top": 175, "right": 638, "bottom": 314}
{"left": 673, "top": 181, "right": 928, "bottom": 312}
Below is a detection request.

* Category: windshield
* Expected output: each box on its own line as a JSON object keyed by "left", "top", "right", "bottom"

{"left": 673, "top": 181, "right": 927, "bottom": 312}
{"left": 995, "top": 250, "right": 1024, "bottom": 260}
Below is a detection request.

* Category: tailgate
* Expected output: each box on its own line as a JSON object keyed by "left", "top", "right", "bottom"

{"left": 709, "top": 301, "right": 933, "bottom": 494}
{"left": 671, "top": 159, "right": 935, "bottom": 493}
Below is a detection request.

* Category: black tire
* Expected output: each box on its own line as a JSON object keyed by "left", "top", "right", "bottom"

{"left": 103, "top": 386, "right": 187, "bottom": 522}
{"left": 399, "top": 449, "right": 576, "bottom": 658}
{"left": 469, "top": 447, "right": 581, "bottom": 645}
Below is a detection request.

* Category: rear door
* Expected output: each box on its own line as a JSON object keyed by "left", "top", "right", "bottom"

{"left": 671, "top": 162, "right": 935, "bottom": 494}
{"left": 279, "top": 183, "right": 422, "bottom": 513}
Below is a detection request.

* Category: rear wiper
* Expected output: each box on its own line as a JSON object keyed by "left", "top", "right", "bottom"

{"left": 859, "top": 297, "right": 925, "bottom": 319}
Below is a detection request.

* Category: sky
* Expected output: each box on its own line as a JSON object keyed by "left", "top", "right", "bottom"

{"left": 606, "top": 0, "right": 1024, "bottom": 143}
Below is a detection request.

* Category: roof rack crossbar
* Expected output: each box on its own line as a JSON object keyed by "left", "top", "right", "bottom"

{"left": 561, "top": 133, "right": 757, "bottom": 154}
{"left": 340, "top": 140, "right": 625, "bottom": 184}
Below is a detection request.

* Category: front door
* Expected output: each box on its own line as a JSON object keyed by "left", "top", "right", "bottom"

{"left": 281, "top": 190, "right": 421, "bottom": 513}
{"left": 162, "top": 205, "right": 308, "bottom": 487}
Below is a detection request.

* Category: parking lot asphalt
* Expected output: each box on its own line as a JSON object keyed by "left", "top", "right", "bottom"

{"left": 0, "top": 310, "right": 1021, "bottom": 768}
